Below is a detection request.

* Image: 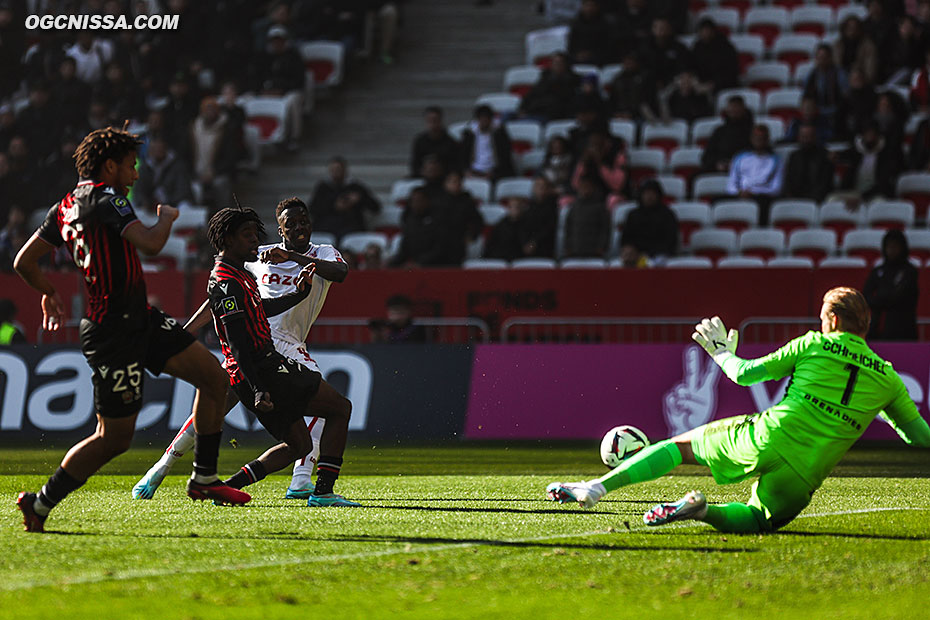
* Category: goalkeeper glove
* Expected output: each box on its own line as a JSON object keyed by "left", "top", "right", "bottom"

{"left": 692, "top": 316, "right": 739, "bottom": 359}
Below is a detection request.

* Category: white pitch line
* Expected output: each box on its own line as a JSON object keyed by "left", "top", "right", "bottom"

{"left": 3, "top": 505, "right": 925, "bottom": 592}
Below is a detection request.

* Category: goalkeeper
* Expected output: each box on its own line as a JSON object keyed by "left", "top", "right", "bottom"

{"left": 547, "top": 287, "right": 930, "bottom": 533}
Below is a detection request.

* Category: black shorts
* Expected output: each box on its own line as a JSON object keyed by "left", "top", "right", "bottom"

{"left": 232, "top": 352, "right": 322, "bottom": 440}
{"left": 80, "top": 306, "right": 196, "bottom": 418}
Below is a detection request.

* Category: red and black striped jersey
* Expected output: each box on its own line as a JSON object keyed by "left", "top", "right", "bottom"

{"left": 37, "top": 180, "right": 147, "bottom": 323}
{"left": 208, "top": 257, "right": 275, "bottom": 384}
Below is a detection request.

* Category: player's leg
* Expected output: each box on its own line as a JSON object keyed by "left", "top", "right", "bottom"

{"left": 702, "top": 459, "right": 813, "bottom": 533}
{"left": 155, "top": 313, "right": 248, "bottom": 505}
{"left": 132, "top": 389, "right": 239, "bottom": 499}
{"left": 285, "top": 416, "right": 323, "bottom": 499}
{"left": 18, "top": 412, "right": 137, "bottom": 532}
{"left": 303, "top": 380, "right": 358, "bottom": 506}
{"left": 223, "top": 417, "right": 313, "bottom": 490}
{"left": 547, "top": 429, "right": 700, "bottom": 509}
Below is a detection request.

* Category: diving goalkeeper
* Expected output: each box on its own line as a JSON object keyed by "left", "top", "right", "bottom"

{"left": 547, "top": 287, "right": 930, "bottom": 533}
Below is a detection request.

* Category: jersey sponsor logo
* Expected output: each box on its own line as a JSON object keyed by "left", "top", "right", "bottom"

{"left": 801, "top": 391, "right": 863, "bottom": 431}
{"left": 219, "top": 296, "right": 241, "bottom": 317}
{"left": 218, "top": 282, "right": 229, "bottom": 294}
{"left": 261, "top": 273, "right": 296, "bottom": 286}
{"left": 110, "top": 196, "right": 132, "bottom": 216}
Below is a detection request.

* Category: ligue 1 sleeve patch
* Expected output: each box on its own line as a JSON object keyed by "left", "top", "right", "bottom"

{"left": 219, "top": 295, "right": 241, "bottom": 317}
{"left": 111, "top": 196, "right": 133, "bottom": 216}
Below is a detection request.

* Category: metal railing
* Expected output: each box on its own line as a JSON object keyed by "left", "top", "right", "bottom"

{"left": 499, "top": 317, "right": 702, "bottom": 344}
{"left": 309, "top": 318, "right": 490, "bottom": 345}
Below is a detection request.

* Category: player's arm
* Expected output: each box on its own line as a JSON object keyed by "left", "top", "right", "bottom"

{"left": 183, "top": 298, "right": 213, "bottom": 334}
{"left": 261, "top": 264, "right": 315, "bottom": 317}
{"left": 693, "top": 316, "right": 803, "bottom": 386}
{"left": 122, "top": 204, "right": 178, "bottom": 256}
{"left": 13, "top": 233, "right": 66, "bottom": 331}
{"left": 879, "top": 382, "right": 930, "bottom": 447}
{"left": 260, "top": 247, "right": 348, "bottom": 282}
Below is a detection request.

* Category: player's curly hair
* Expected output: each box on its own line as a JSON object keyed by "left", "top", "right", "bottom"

{"left": 73, "top": 126, "right": 143, "bottom": 179}
{"left": 208, "top": 206, "right": 265, "bottom": 252}
{"left": 823, "top": 287, "right": 871, "bottom": 335}
{"left": 275, "top": 196, "right": 308, "bottom": 220}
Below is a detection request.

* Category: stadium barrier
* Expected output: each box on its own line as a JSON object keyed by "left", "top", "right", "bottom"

{"left": 2, "top": 342, "right": 927, "bottom": 444}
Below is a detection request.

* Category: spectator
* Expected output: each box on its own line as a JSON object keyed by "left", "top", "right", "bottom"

{"left": 838, "top": 121, "right": 905, "bottom": 199}
{"left": 571, "top": 132, "right": 629, "bottom": 206}
{"left": 5, "top": 136, "right": 41, "bottom": 211}
{"left": 309, "top": 156, "right": 382, "bottom": 241}
{"left": 460, "top": 104, "right": 515, "bottom": 181}
{"left": 50, "top": 57, "right": 91, "bottom": 134}
{"left": 563, "top": 174, "right": 610, "bottom": 258}
{"left": 568, "top": 101, "right": 610, "bottom": 161}
{"left": 863, "top": 0, "right": 899, "bottom": 83}
{"left": 391, "top": 187, "right": 450, "bottom": 267}
{"left": 607, "top": 51, "right": 659, "bottom": 121}
{"left": 483, "top": 197, "right": 534, "bottom": 261}
{"left": 910, "top": 49, "right": 930, "bottom": 112}
{"left": 572, "top": 73, "right": 609, "bottom": 120}
{"left": 523, "top": 176, "right": 559, "bottom": 258}
{"left": 0, "top": 299, "right": 26, "bottom": 345}
{"left": 42, "top": 134, "right": 80, "bottom": 209}
{"left": 217, "top": 81, "right": 249, "bottom": 170}
{"left": 888, "top": 16, "right": 926, "bottom": 84}
{"left": 410, "top": 106, "right": 460, "bottom": 178}
{"left": 162, "top": 72, "right": 200, "bottom": 146}
{"left": 94, "top": 62, "right": 147, "bottom": 126}
{"left": 690, "top": 18, "right": 740, "bottom": 93}
{"left": 782, "top": 124, "right": 835, "bottom": 202}
{"left": 190, "top": 96, "right": 238, "bottom": 208}
{"left": 701, "top": 96, "right": 753, "bottom": 173}
{"left": 439, "top": 171, "right": 484, "bottom": 265}
{"left": 640, "top": 17, "right": 689, "bottom": 90}
{"left": 617, "top": 0, "right": 655, "bottom": 51}
{"left": 0, "top": 4, "right": 23, "bottom": 101}
{"left": 864, "top": 229, "right": 918, "bottom": 340}
{"left": 661, "top": 71, "right": 713, "bottom": 123}
{"left": 0, "top": 206, "right": 28, "bottom": 273}
{"left": 14, "top": 80, "right": 61, "bottom": 161}
{"left": 726, "top": 124, "right": 784, "bottom": 225}
{"left": 803, "top": 44, "right": 849, "bottom": 127}
{"left": 519, "top": 52, "right": 582, "bottom": 122}
{"left": 419, "top": 154, "right": 450, "bottom": 208}
{"left": 369, "top": 295, "right": 428, "bottom": 343}
{"left": 834, "top": 16, "right": 878, "bottom": 85}
{"left": 873, "top": 91, "right": 907, "bottom": 148}
{"left": 0, "top": 153, "right": 12, "bottom": 221}
{"left": 569, "top": 0, "right": 613, "bottom": 66}
{"left": 620, "top": 179, "right": 679, "bottom": 266}
{"left": 66, "top": 31, "right": 114, "bottom": 84}
{"left": 251, "top": 25, "right": 305, "bottom": 151}
{"left": 542, "top": 135, "right": 574, "bottom": 194}
{"left": 784, "top": 97, "right": 833, "bottom": 144}
{"left": 908, "top": 115, "right": 930, "bottom": 170}
{"left": 134, "top": 137, "right": 195, "bottom": 213}
{"left": 0, "top": 104, "right": 14, "bottom": 152}
{"left": 836, "top": 69, "right": 877, "bottom": 140}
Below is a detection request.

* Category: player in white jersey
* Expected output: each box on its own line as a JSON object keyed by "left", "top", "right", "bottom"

{"left": 132, "top": 197, "right": 350, "bottom": 502}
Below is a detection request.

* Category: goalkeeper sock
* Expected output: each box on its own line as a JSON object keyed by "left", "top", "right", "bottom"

{"left": 594, "top": 439, "right": 683, "bottom": 493}
{"left": 702, "top": 503, "right": 767, "bottom": 533}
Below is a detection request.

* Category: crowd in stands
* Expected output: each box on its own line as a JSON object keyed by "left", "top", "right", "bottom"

{"left": 0, "top": 0, "right": 401, "bottom": 272}
{"left": 316, "top": 0, "right": 930, "bottom": 270}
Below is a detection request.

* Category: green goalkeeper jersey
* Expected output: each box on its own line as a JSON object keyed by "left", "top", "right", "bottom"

{"left": 718, "top": 330, "right": 921, "bottom": 488}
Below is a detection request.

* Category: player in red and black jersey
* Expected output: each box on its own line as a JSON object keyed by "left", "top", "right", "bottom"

{"left": 12, "top": 127, "right": 249, "bottom": 533}
{"left": 206, "top": 206, "right": 357, "bottom": 506}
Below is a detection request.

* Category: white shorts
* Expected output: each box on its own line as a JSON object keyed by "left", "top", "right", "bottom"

{"left": 274, "top": 339, "right": 321, "bottom": 374}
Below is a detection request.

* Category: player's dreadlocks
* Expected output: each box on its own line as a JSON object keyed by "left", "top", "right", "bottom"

{"left": 208, "top": 205, "right": 265, "bottom": 252}
{"left": 73, "top": 126, "right": 144, "bottom": 178}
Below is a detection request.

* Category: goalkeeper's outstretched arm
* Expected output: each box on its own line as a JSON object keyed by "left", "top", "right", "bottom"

{"left": 692, "top": 316, "right": 798, "bottom": 387}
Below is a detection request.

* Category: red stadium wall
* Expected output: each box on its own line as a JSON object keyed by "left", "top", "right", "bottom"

{"left": 2, "top": 267, "right": 924, "bottom": 341}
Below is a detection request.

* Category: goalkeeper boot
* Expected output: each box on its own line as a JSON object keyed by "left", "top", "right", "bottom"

{"left": 16, "top": 492, "right": 47, "bottom": 533}
{"left": 132, "top": 462, "right": 171, "bottom": 500}
{"left": 307, "top": 493, "right": 360, "bottom": 507}
{"left": 546, "top": 481, "right": 605, "bottom": 509}
{"left": 643, "top": 490, "right": 707, "bottom": 526}
{"left": 187, "top": 480, "right": 251, "bottom": 506}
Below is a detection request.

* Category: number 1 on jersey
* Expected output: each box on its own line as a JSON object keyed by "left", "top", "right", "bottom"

{"left": 842, "top": 363, "right": 860, "bottom": 406}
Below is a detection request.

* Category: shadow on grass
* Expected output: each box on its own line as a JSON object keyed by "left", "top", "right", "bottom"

{"left": 321, "top": 533, "right": 759, "bottom": 554}
{"left": 777, "top": 530, "right": 930, "bottom": 541}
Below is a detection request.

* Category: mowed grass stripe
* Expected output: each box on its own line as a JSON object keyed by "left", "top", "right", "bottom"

{"left": 4, "top": 504, "right": 924, "bottom": 592}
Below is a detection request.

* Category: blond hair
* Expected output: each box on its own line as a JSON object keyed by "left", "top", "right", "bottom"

{"left": 823, "top": 287, "right": 871, "bottom": 335}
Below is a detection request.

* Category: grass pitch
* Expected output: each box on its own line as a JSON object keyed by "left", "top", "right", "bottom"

{"left": 2, "top": 443, "right": 929, "bottom": 619}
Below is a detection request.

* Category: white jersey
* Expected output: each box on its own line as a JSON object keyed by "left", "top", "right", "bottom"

{"left": 245, "top": 242, "right": 345, "bottom": 346}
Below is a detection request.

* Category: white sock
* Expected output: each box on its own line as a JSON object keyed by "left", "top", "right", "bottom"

{"left": 290, "top": 417, "right": 323, "bottom": 489}
{"left": 33, "top": 496, "right": 52, "bottom": 516}
{"left": 162, "top": 416, "right": 197, "bottom": 467}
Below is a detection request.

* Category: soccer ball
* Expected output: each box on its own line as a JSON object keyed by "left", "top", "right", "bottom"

{"left": 599, "top": 425, "right": 650, "bottom": 469}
